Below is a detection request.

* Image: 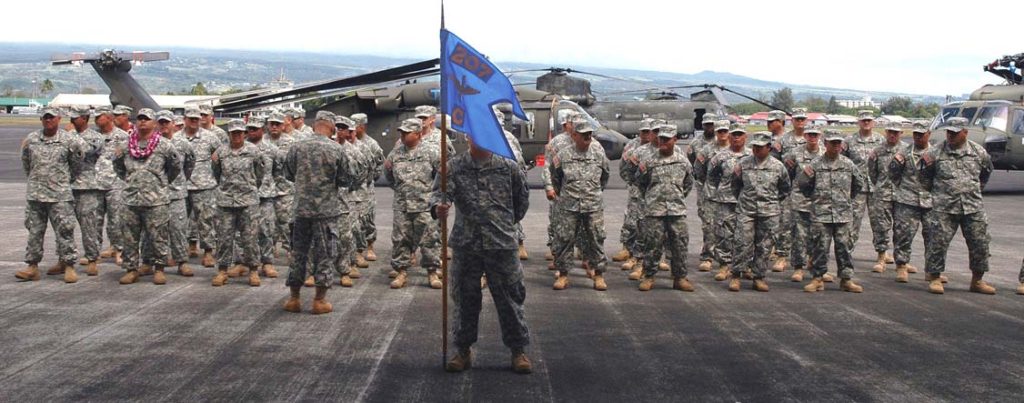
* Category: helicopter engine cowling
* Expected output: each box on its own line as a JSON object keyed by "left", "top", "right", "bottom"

{"left": 537, "top": 72, "right": 596, "bottom": 107}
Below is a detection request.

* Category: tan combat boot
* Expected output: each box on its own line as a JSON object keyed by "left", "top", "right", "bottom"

{"left": 969, "top": 273, "right": 996, "bottom": 295}
{"left": 63, "top": 264, "right": 78, "bottom": 284}
{"left": 790, "top": 269, "right": 804, "bottom": 282}
{"left": 1016, "top": 282, "right": 1024, "bottom": 295}
{"left": 46, "top": 262, "right": 65, "bottom": 276}
{"left": 638, "top": 276, "right": 654, "bottom": 291}
{"left": 840, "top": 278, "right": 863, "bottom": 293}
{"left": 119, "top": 270, "right": 140, "bottom": 285}
{"left": 114, "top": 250, "right": 123, "bottom": 266}
{"left": 365, "top": 241, "right": 377, "bottom": 261}
{"left": 100, "top": 246, "right": 116, "bottom": 259}
{"left": 178, "top": 263, "right": 194, "bottom": 277}
{"left": 188, "top": 242, "right": 199, "bottom": 258}
{"left": 78, "top": 257, "right": 89, "bottom": 266}
{"left": 713, "top": 265, "right": 730, "bottom": 281}
{"left": 611, "top": 247, "right": 630, "bottom": 262}
{"left": 348, "top": 266, "right": 361, "bottom": 279}
{"left": 727, "top": 276, "right": 741, "bottom": 292}
{"left": 304, "top": 275, "right": 315, "bottom": 287}
{"left": 511, "top": 351, "right": 533, "bottom": 374}
{"left": 283, "top": 298, "right": 301, "bottom": 313}
{"left": 15, "top": 264, "right": 40, "bottom": 281}
{"left": 355, "top": 254, "right": 370, "bottom": 269}
{"left": 338, "top": 274, "right": 353, "bottom": 287}
{"left": 928, "top": 278, "right": 944, "bottom": 294}
{"left": 201, "top": 251, "right": 216, "bottom": 267}
{"left": 698, "top": 260, "right": 712, "bottom": 272}
{"left": 553, "top": 273, "right": 569, "bottom": 290}
{"left": 446, "top": 349, "right": 473, "bottom": 372}
{"left": 628, "top": 265, "right": 644, "bottom": 281}
{"left": 753, "top": 279, "right": 770, "bottom": 292}
{"left": 226, "top": 264, "right": 245, "bottom": 278}
{"left": 429, "top": 271, "right": 443, "bottom": 289}
{"left": 895, "top": 265, "right": 909, "bottom": 283}
{"left": 518, "top": 242, "right": 529, "bottom": 260}
{"left": 905, "top": 263, "right": 918, "bottom": 274}
{"left": 772, "top": 257, "right": 788, "bottom": 272}
{"left": 211, "top": 269, "right": 229, "bottom": 287}
{"left": 884, "top": 252, "right": 894, "bottom": 264}
{"left": 388, "top": 269, "right": 400, "bottom": 278}
{"left": 138, "top": 264, "right": 153, "bottom": 276}
{"left": 621, "top": 257, "right": 637, "bottom": 271}
{"left": 390, "top": 270, "right": 409, "bottom": 289}
{"left": 260, "top": 264, "right": 277, "bottom": 278}
{"left": 658, "top": 259, "right": 669, "bottom": 271}
{"left": 248, "top": 270, "right": 261, "bottom": 287}
{"left": 85, "top": 260, "right": 98, "bottom": 276}
{"left": 822, "top": 273, "right": 835, "bottom": 283}
{"left": 803, "top": 277, "right": 825, "bottom": 292}
{"left": 673, "top": 276, "right": 694, "bottom": 292}
{"left": 311, "top": 288, "right": 333, "bottom": 315}
{"left": 153, "top": 267, "right": 167, "bottom": 285}
{"left": 872, "top": 252, "right": 887, "bottom": 273}
{"left": 592, "top": 274, "right": 607, "bottom": 291}
{"left": 925, "top": 273, "right": 949, "bottom": 283}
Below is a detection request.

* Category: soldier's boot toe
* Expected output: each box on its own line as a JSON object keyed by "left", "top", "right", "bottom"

{"left": 544, "top": 250, "right": 554, "bottom": 261}
{"left": 621, "top": 257, "right": 636, "bottom": 271}
{"left": 803, "top": 277, "right": 825, "bottom": 292}
{"left": 201, "top": 252, "right": 216, "bottom": 268}
{"left": 753, "top": 279, "right": 770, "bottom": 292}
{"left": 658, "top": 260, "right": 669, "bottom": 271}
{"left": 446, "top": 349, "right": 473, "bottom": 372}
{"left": 698, "top": 259, "right": 712, "bottom": 272}
{"left": 153, "top": 268, "right": 167, "bottom": 285}
{"left": 593, "top": 274, "right": 607, "bottom": 291}
{"left": 771, "top": 257, "right": 788, "bottom": 272}
{"left": 311, "top": 298, "right": 333, "bottom": 315}
{"left": 822, "top": 273, "right": 835, "bottom": 283}
{"left": 428, "top": 271, "right": 443, "bottom": 289}
{"left": 895, "top": 266, "right": 909, "bottom": 283}
{"left": 390, "top": 271, "right": 408, "bottom": 289}
{"left": 790, "top": 269, "right": 805, "bottom": 282}
{"left": 673, "top": 276, "right": 694, "bottom": 292}
{"left": 119, "top": 270, "right": 140, "bottom": 285}
{"left": 283, "top": 297, "right": 301, "bottom": 313}
{"left": 355, "top": 254, "right": 370, "bottom": 269}
{"left": 388, "top": 269, "right": 399, "bottom": 278}
{"left": 638, "top": 276, "right": 654, "bottom": 291}
{"left": 553, "top": 274, "right": 569, "bottom": 290}
{"left": 347, "top": 266, "right": 361, "bottom": 279}
{"left": 114, "top": 251, "right": 123, "bottom": 266}
{"left": 226, "top": 264, "right": 244, "bottom": 278}
{"left": 63, "top": 264, "right": 78, "bottom": 284}
{"left": 611, "top": 247, "right": 630, "bottom": 262}
{"left": 713, "top": 266, "right": 730, "bottom": 281}
{"left": 303, "top": 275, "right": 315, "bottom": 287}
{"left": 100, "top": 246, "right": 116, "bottom": 259}
{"left": 628, "top": 266, "right": 644, "bottom": 281}
{"left": 884, "top": 252, "right": 895, "bottom": 264}
{"left": 15, "top": 264, "right": 40, "bottom": 281}
{"left": 518, "top": 243, "right": 529, "bottom": 260}
{"left": 338, "top": 274, "right": 354, "bottom": 287}
{"left": 248, "top": 270, "right": 261, "bottom": 287}
{"left": 840, "top": 279, "right": 863, "bottom": 293}
{"left": 511, "top": 351, "right": 533, "bottom": 374}
{"left": 727, "top": 277, "right": 741, "bottom": 292}
{"left": 261, "top": 264, "right": 278, "bottom": 278}
{"left": 741, "top": 270, "right": 754, "bottom": 280}
{"left": 905, "top": 263, "right": 918, "bottom": 273}
{"left": 1016, "top": 282, "right": 1024, "bottom": 295}
{"left": 365, "top": 242, "right": 377, "bottom": 261}
{"left": 85, "top": 261, "right": 98, "bottom": 276}
{"left": 969, "top": 273, "right": 996, "bottom": 295}
{"left": 925, "top": 273, "right": 949, "bottom": 284}
{"left": 46, "top": 262, "right": 64, "bottom": 276}
{"left": 211, "top": 270, "right": 229, "bottom": 287}
{"left": 188, "top": 242, "right": 199, "bottom": 258}
{"left": 138, "top": 264, "right": 153, "bottom": 276}
{"left": 872, "top": 252, "right": 887, "bottom": 273}
{"left": 928, "top": 278, "right": 945, "bottom": 294}
{"left": 78, "top": 257, "right": 89, "bottom": 266}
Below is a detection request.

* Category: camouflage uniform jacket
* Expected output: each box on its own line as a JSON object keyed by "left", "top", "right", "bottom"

{"left": 350, "top": 135, "right": 384, "bottom": 202}
{"left": 550, "top": 143, "right": 610, "bottom": 213}
{"left": 251, "top": 140, "right": 284, "bottom": 200}
{"left": 635, "top": 150, "right": 693, "bottom": 217}
{"left": 212, "top": 142, "right": 264, "bottom": 208}
{"left": 868, "top": 142, "right": 901, "bottom": 202}
{"left": 167, "top": 134, "right": 196, "bottom": 201}
{"left": 542, "top": 133, "right": 573, "bottom": 191}
{"left": 22, "top": 129, "right": 83, "bottom": 202}
{"left": 284, "top": 135, "right": 355, "bottom": 219}
{"left": 775, "top": 131, "right": 809, "bottom": 160}
{"left": 430, "top": 153, "right": 529, "bottom": 250}
{"left": 70, "top": 128, "right": 107, "bottom": 190}
{"left": 889, "top": 142, "right": 932, "bottom": 209}
{"left": 338, "top": 141, "right": 369, "bottom": 212}
{"left": 733, "top": 155, "right": 791, "bottom": 217}
{"left": 795, "top": 154, "right": 865, "bottom": 224}
{"left": 917, "top": 140, "right": 993, "bottom": 215}
{"left": 96, "top": 127, "right": 128, "bottom": 190}
{"left": 267, "top": 134, "right": 295, "bottom": 197}
{"left": 685, "top": 134, "right": 715, "bottom": 165}
{"left": 184, "top": 129, "right": 220, "bottom": 191}
{"left": 619, "top": 138, "right": 648, "bottom": 201}
{"left": 205, "top": 124, "right": 228, "bottom": 145}
{"left": 842, "top": 132, "right": 885, "bottom": 192}
{"left": 385, "top": 142, "right": 440, "bottom": 213}
{"left": 114, "top": 137, "right": 181, "bottom": 207}
{"left": 422, "top": 127, "right": 456, "bottom": 157}
{"left": 692, "top": 141, "right": 730, "bottom": 192}
{"left": 782, "top": 145, "right": 824, "bottom": 212}
{"left": 505, "top": 130, "right": 526, "bottom": 169}
{"left": 705, "top": 147, "right": 751, "bottom": 204}
{"left": 296, "top": 124, "right": 314, "bottom": 138}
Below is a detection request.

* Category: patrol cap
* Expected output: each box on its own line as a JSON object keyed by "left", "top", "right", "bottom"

{"left": 714, "top": 119, "right": 731, "bottom": 132}
{"left": 940, "top": 117, "right": 968, "bottom": 132}
{"left": 334, "top": 115, "right": 355, "bottom": 129}
{"left": 557, "top": 109, "right": 580, "bottom": 125}
{"left": 884, "top": 121, "right": 903, "bottom": 132}
{"left": 824, "top": 129, "right": 845, "bottom": 142}
{"left": 41, "top": 106, "right": 61, "bottom": 118}
{"left": 701, "top": 113, "right": 718, "bottom": 125}
{"left": 791, "top": 108, "right": 808, "bottom": 119}
{"left": 657, "top": 124, "right": 677, "bottom": 138}
{"left": 911, "top": 122, "right": 929, "bottom": 134}
{"left": 136, "top": 108, "right": 156, "bottom": 120}
{"left": 768, "top": 110, "right": 787, "bottom": 122}
{"left": 290, "top": 108, "right": 306, "bottom": 119}
{"left": 398, "top": 118, "right": 423, "bottom": 133}
{"left": 95, "top": 105, "right": 113, "bottom": 115}
{"left": 267, "top": 111, "right": 285, "bottom": 124}
{"left": 155, "top": 110, "right": 175, "bottom": 122}
{"left": 112, "top": 105, "right": 133, "bottom": 116}
{"left": 314, "top": 110, "right": 336, "bottom": 123}
{"left": 197, "top": 104, "right": 212, "bottom": 114}
{"left": 639, "top": 118, "right": 654, "bottom": 131}
{"left": 351, "top": 113, "right": 368, "bottom": 125}
{"left": 246, "top": 116, "right": 265, "bottom": 129}
{"left": 173, "top": 115, "right": 184, "bottom": 126}
{"left": 749, "top": 131, "right": 773, "bottom": 146}
{"left": 574, "top": 120, "right": 596, "bottom": 134}
{"left": 804, "top": 124, "right": 824, "bottom": 135}
{"left": 184, "top": 107, "right": 202, "bottom": 119}
{"left": 227, "top": 119, "right": 246, "bottom": 133}
{"left": 729, "top": 123, "right": 747, "bottom": 135}
{"left": 493, "top": 108, "right": 505, "bottom": 122}
{"left": 67, "top": 105, "right": 91, "bottom": 119}
{"left": 414, "top": 105, "right": 437, "bottom": 118}
{"left": 858, "top": 110, "right": 875, "bottom": 121}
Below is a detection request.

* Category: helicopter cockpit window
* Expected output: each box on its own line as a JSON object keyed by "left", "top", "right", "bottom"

{"left": 959, "top": 107, "right": 978, "bottom": 124}
{"left": 972, "top": 105, "right": 1008, "bottom": 131}
{"left": 1010, "top": 110, "right": 1024, "bottom": 135}
{"left": 510, "top": 112, "right": 535, "bottom": 140}
{"left": 932, "top": 106, "right": 959, "bottom": 130}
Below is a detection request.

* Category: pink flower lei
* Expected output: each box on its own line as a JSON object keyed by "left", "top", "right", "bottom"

{"left": 128, "top": 128, "right": 161, "bottom": 159}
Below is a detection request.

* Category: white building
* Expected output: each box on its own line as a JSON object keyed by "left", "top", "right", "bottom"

{"left": 836, "top": 96, "right": 881, "bottom": 109}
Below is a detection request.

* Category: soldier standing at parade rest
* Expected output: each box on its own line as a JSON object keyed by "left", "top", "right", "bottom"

{"left": 210, "top": 120, "right": 265, "bottom": 287}
{"left": 550, "top": 120, "right": 611, "bottom": 291}
{"left": 113, "top": 108, "right": 181, "bottom": 285}
{"left": 615, "top": 118, "right": 654, "bottom": 268}
{"left": 729, "top": 132, "right": 791, "bottom": 292}
{"left": 766, "top": 110, "right": 792, "bottom": 272}
{"left": 692, "top": 120, "right": 732, "bottom": 274}
{"left": 781, "top": 124, "right": 825, "bottom": 283}
{"left": 433, "top": 136, "right": 532, "bottom": 374}
{"left": 152, "top": 111, "right": 195, "bottom": 277}
{"left": 66, "top": 106, "right": 106, "bottom": 275}
{"left": 352, "top": 113, "right": 385, "bottom": 263}
{"left": 15, "top": 107, "right": 83, "bottom": 283}
{"left": 843, "top": 110, "right": 888, "bottom": 261}
{"left": 889, "top": 123, "right": 932, "bottom": 283}
{"left": 95, "top": 106, "right": 129, "bottom": 266}
{"left": 796, "top": 130, "right": 866, "bottom": 293}
{"left": 917, "top": 117, "right": 996, "bottom": 295}
{"left": 704, "top": 123, "right": 751, "bottom": 282}
{"left": 867, "top": 122, "right": 904, "bottom": 274}
{"left": 283, "top": 111, "right": 355, "bottom": 314}
{"left": 246, "top": 117, "right": 283, "bottom": 280}
{"left": 634, "top": 124, "right": 694, "bottom": 292}
{"left": 182, "top": 106, "right": 220, "bottom": 267}
{"left": 686, "top": 113, "right": 718, "bottom": 271}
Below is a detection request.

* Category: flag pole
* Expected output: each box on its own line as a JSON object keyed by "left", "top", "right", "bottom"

{"left": 439, "top": 0, "right": 449, "bottom": 369}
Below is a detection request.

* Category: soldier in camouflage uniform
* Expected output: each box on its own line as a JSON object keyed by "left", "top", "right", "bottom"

{"left": 182, "top": 107, "right": 220, "bottom": 267}
{"left": 796, "top": 130, "right": 865, "bottom": 293}
{"left": 774, "top": 108, "right": 811, "bottom": 159}
{"left": 432, "top": 137, "right": 532, "bottom": 374}
{"left": 615, "top": 118, "right": 655, "bottom": 266}
{"left": 685, "top": 113, "right": 719, "bottom": 271}
{"left": 917, "top": 117, "right": 996, "bottom": 295}
{"left": 113, "top": 108, "right": 181, "bottom": 285}
{"left": 283, "top": 111, "right": 357, "bottom": 315}
{"left": 333, "top": 116, "right": 368, "bottom": 287}
{"left": 541, "top": 109, "right": 579, "bottom": 267}
{"left": 729, "top": 132, "right": 791, "bottom": 292}
{"left": 621, "top": 120, "right": 673, "bottom": 279}
{"left": 15, "top": 107, "right": 83, "bottom": 283}
{"left": 692, "top": 120, "right": 732, "bottom": 271}
{"left": 703, "top": 123, "right": 751, "bottom": 282}
{"left": 416, "top": 105, "right": 457, "bottom": 157}
{"left": 635, "top": 124, "right": 694, "bottom": 292}
{"left": 209, "top": 120, "right": 265, "bottom": 287}
{"left": 66, "top": 106, "right": 107, "bottom": 276}
{"left": 245, "top": 117, "right": 284, "bottom": 280}
{"left": 492, "top": 108, "right": 530, "bottom": 261}
{"left": 94, "top": 106, "right": 129, "bottom": 265}
{"left": 781, "top": 125, "right": 825, "bottom": 283}
{"left": 199, "top": 104, "right": 228, "bottom": 145}
{"left": 289, "top": 108, "right": 314, "bottom": 140}
{"left": 112, "top": 105, "right": 134, "bottom": 134}
{"left": 765, "top": 110, "right": 793, "bottom": 272}
{"left": 352, "top": 113, "right": 385, "bottom": 263}
{"left": 266, "top": 111, "right": 295, "bottom": 253}
{"left": 843, "top": 110, "right": 887, "bottom": 259}
{"left": 889, "top": 123, "right": 931, "bottom": 283}
{"left": 150, "top": 111, "right": 195, "bottom": 277}
{"left": 385, "top": 118, "right": 443, "bottom": 289}
{"left": 549, "top": 120, "right": 611, "bottom": 291}
{"left": 866, "top": 122, "right": 904, "bottom": 273}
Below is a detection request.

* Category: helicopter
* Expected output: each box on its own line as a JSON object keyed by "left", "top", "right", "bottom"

{"left": 929, "top": 53, "right": 1024, "bottom": 170}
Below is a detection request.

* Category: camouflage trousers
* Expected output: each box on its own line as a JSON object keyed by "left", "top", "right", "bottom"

{"left": 122, "top": 204, "right": 169, "bottom": 271}
{"left": 104, "top": 189, "right": 126, "bottom": 251}
{"left": 159, "top": 198, "right": 189, "bottom": 263}
{"left": 773, "top": 196, "right": 791, "bottom": 258}
{"left": 216, "top": 205, "right": 259, "bottom": 269}
{"left": 333, "top": 212, "right": 355, "bottom": 276}
{"left": 391, "top": 211, "right": 441, "bottom": 271}
{"left": 349, "top": 199, "right": 368, "bottom": 252}
{"left": 450, "top": 248, "right": 529, "bottom": 351}
{"left": 552, "top": 208, "right": 606, "bottom": 275}
{"left": 892, "top": 203, "right": 930, "bottom": 266}
{"left": 187, "top": 189, "right": 218, "bottom": 250}
{"left": 258, "top": 198, "right": 278, "bottom": 264}
{"left": 734, "top": 214, "right": 780, "bottom": 279}
{"left": 809, "top": 221, "right": 855, "bottom": 280}
{"left": 640, "top": 215, "right": 688, "bottom": 278}
{"left": 923, "top": 210, "right": 990, "bottom": 275}
{"left": 24, "top": 200, "right": 78, "bottom": 265}
{"left": 869, "top": 198, "right": 894, "bottom": 253}
{"left": 790, "top": 211, "right": 813, "bottom": 269}
{"left": 273, "top": 193, "right": 293, "bottom": 250}
{"left": 73, "top": 189, "right": 107, "bottom": 261}
{"left": 620, "top": 191, "right": 642, "bottom": 256}
{"left": 286, "top": 215, "right": 339, "bottom": 288}
{"left": 696, "top": 185, "right": 716, "bottom": 261}
{"left": 850, "top": 193, "right": 868, "bottom": 250}
{"left": 364, "top": 189, "right": 378, "bottom": 243}
{"left": 712, "top": 202, "right": 738, "bottom": 266}
{"left": 851, "top": 192, "right": 886, "bottom": 253}
{"left": 516, "top": 222, "right": 525, "bottom": 243}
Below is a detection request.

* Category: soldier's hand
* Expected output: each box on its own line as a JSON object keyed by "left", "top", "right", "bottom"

{"left": 893, "top": 153, "right": 904, "bottom": 164}
{"left": 733, "top": 165, "right": 742, "bottom": 176}
{"left": 435, "top": 203, "right": 451, "bottom": 219}
{"left": 384, "top": 159, "right": 392, "bottom": 170}
{"left": 210, "top": 152, "right": 219, "bottom": 163}
{"left": 545, "top": 189, "right": 556, "bottom": 201}
{"left": 114, "top": 146, "right": 124, "bottom": 158}
{"left": 803, "top": 166, "right": 814, "bottom": 177}
{"left": 696, "top": 154, "right": 705, "bottom": 163}
{"left": 921, "top": 153, "right": 933, "bottom": 165}
{"left": 784, "top": 159, "right": 795, "bottom": 168}
{"left": 773, "top": 143, "right": 782, "bottom": 152}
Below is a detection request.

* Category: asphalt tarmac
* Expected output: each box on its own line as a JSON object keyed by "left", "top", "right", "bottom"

{"left": 1, "top": 123, "right": 1023, "bottom": 402}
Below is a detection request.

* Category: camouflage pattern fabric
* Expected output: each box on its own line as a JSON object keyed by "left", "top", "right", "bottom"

{"left": 121, "top": 204, "right": 170, "bottom": 270}
{"left": 549, "top": 141, "right": 609, "bottom": 274}
{"left": 287, "top": 216, "right": 339, "bottom": 288}
{"left": 284, "top": 135, "right": 356, "bottom": 219}
{"left": 70, "top": 128, "right": 107, "bottom": 191}
{"left": 23, "top": 129, "right": 83, "bottom": 203}
{"left": 889, "top": 142, "right": 932, "bottom": 266}
{"left": 187, "top": 189, "right": 218, "bottom": 250}
{"left": 104, "top": 189, "right": 125, "bottom": 251}
{"left": 640, "top": 216, "right": 688, "bottom": 278}
{"left": 734, "top": 215, "right": 781, "bottom": 278}
{"left": 843, "top": 132, "right": 884, "bottom": 250}
{"left": 211, "top": 142, "right": 264, "bottom": 208}
{"left": 385, "top": 142, "right": 440, "bottom": 213}
{"left": 258, "top": 199, "right": 277, "bottom": 264}
{"left": 797, "top": 154, "right": 865, "bottom": 279}
{"left": 450, "top": 249, "right": 529, "bottom": 351}
{"left": 333, "top": 212, "right": 355, "bottom": 275}
{"left": 706, "top": 147, "right": 750, "bottom": 266}
{"left": 24, "top": 201, "right": 78, "bottom": 265}
{"left": 923, "top": 211, "right": 990, "bottom": 275}
{"left": 184, "top": 129, "right": 220, "bottom": 191}
{"left": 808, "top": 221, "right": 855, "bottom": 279}
{"left": 390, "top": 211, "right": 441, "bottom": 270}
{"left": 72, "top": 190, "right": 106, "bottom": 261}
{"left": 732, "top": 155, "right": 790, "bottom": 277}
{"left": 113, "top": 137, "right": 181, "bottom": 207}
{"left": 215, "top": 205, "right": 259, "bottom": 269}
{"left": 892, "top": 202, "right": 930, "bottom": 267}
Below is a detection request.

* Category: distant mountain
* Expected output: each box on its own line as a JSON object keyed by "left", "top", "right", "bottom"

{"left": 0, "top": 42, "right": 947, "bottom": 105}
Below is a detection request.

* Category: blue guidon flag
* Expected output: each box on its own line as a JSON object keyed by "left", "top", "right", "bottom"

{"left": 440, "top": 29, "right": 527, "bottom": 160}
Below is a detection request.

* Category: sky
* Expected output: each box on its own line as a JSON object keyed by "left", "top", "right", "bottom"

{"left": 3, "top": 0, "right": 1020, "bottom": 96}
